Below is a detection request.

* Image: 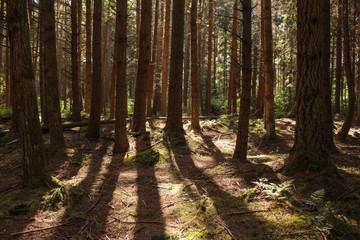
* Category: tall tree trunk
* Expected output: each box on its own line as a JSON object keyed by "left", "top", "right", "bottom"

{"left": 161, "top": 0, "right": 171, "bottom": 116}
{"left": 358, "top": 24, "right": 360, "bottom": 122}
{"left": 255, "top": 0, "right": 264, "bottom": 118}
{"left": 205, "top": 0, "right": 214, "bottom": 115}
{"left": 197, "top": 0, "right": 203, "bottom": 114}
{"left": 165, "top": 0, "right": 185, "bottom": 133}
{"left": 5, "top": 37, "right": 10, "bottom": 109}
{"left": 8, "top": 0, "right": 50, "bottom": 187}
{"left": 183, "top": 0, "right": 190, "bottom": 110}
{"left": 114, "top": 0, "right": 129, "bottom": 153}
{"left": 85, "top": 0, "right": 92, "bottom": 113}
{"left": 190, "top": 0, "right": 200, "bottom": 132}
{"left": 337, "top": 0, "right": 356, "bottom": 141}
{"left": 233, "top": 0, "right": 251, "bottom": 160}
{"left": 109, "top": 43, "right": 117, "bottom": 119}
{"left": 87, "top": 0, "right": 102, "bottom": 138}
{"left": 132, "top": 0, "right": 152, "bottom": 132}
{"left": 0, "top": 0, "right": 4, "bottom": 104}
{"left": 283, "top": 0, "right": 337, "bottom": 175}
{"left": 71, "top": 0, "right": 81, "bottom": 122}
{"left": 228, "top": 0, "right": 238, "bottom": 114}
{"left": 152, "top": 0, "right": 164, "bottom": 116}
{"left": 335, "top": 1, "right": 342, "bottom": 113}
{"left": 78, "top": 0, "right": 82, "bottom": 111}
{"left": 321, "top": 0, "right": 337, "bottom": 152}
{"left": 41, "top": 0, "right": 65, "bottom": 149}
{"left": 39, "top": 13, "right": 48, "bottom": 125}
{"left": 147, "top": 0, "right": 159, "bottom": 117}
{"left": 252, "top": 45, "right": 258, "bottom": 100}
{"left": 263, "top": 0, "right": 276, "bottom": 139}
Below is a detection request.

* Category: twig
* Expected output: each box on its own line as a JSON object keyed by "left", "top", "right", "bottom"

{"left": 316, "top": 227, "right": 327, "bottom": 240}
{"left": 224, "top": 209, "right": 270, "bottom": 216}
{"left": 9, "top": 221, "right": 73, "bottom": 236}
{"left": 214, "top": 217, "right": 237, "bottom": 240}
{"left": 85, "top": 185, "right": 104, "bottom": 214}
{"left": 112, "top": 217, "right": 177, "bottom": 228}
{"left": 337, "top": 185, "right": 360, "bottom": 200}
{"left": 115, "top": 183, "right": 131, "bottom": 197}
{"left": 181, "top": 199, "right": 207, "bottom": 228}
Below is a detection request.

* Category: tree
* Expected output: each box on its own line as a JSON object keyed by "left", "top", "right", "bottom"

{"left": 263, "top": 0, "right": 276, "bottom": 139}
{"left": 165, "top": 0, "right": 185, "bottom": 134}
{"left": 132, "top": 0, "right": 152, "bottom": 132}
{"left": 255, "top": 0, "right": 264, "bottom": 118}
{"left": 71, "top": 0, "right": 81, "bottom": 122}
{"left": 85, "top": 0, "right": 92, "bottom": 114}
{"left": 161, "top": 0, "right": 171, "bottom": 116}
{"left": 320, "top": 0, "right": 337, "bottom": 152}
{"left": 337, "top": 0, "right": 356, "bottom": 142}
{"left": 190, "top": 0, "right": 200, "bottom": 132}
{"left": 205, "top": 0, "right": 214, "bottom": 115}
{"left": 227, "top": 0, "right": 238, "bottom": 114}
{"left": 87, "top": 0, "right": 102, "bottom": 138}
{"left": 40, "top": 0, "right": 65, "bottom": 149}
{"left": 113, "top": 0, "right": 129, "bottom": 153}
{"left": 233, "top": 0, "right": 251, "bottom": 160}
{"left": 335, "top": 1, "right": 342, "bottom": 114}
{"left": 283, "top": 0, "right": 337, "bottom": 175}
{"left": 8, "top": 0, "right": 49, "bottom": 187}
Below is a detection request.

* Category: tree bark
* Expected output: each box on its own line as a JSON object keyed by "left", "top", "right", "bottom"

{"left": 233, "top": 0, "right": 251, "bottom": 160}
{"left": 41, "top": 0, "right": 65, "bottom": 149}
{"left": 147, "top": 0, "right": 159, "bottom": 117}
{"left": 255, "top": 0, "right": 264, "bottom": 118}
{"left": 228, "top": 0, "right": 238, "bottom": 114}
{"left": 113, "top": 0, "right": 129, "bottom": 153}
{"left": 337, "top": 0, "right": 356, "bottom": 142}
{"left": 320, "top": 0, "right": 337, "bottom": 152}
{"left": 205, "top": 0, "right": 214, "bottom": 115}
{"left": 165, "top": 0, "right": 185, "bottom": 134}
{"left": 252, "top": 45, "right": 258, "bottom": 100}
{"left": 87, "top": 0, "right": 103, "bottom": 138}
{"left": 8, "top": 0, "right": 50, "bottom": 187}
{"left": 77, "top": 0, "right": 82, "bottom": 111}
{"left": 335, "top": 1, "right": 342, "bottom": 114}
{"left": 132, "top": 0, "right": 152, "bottom": 132}
{"left": 190, "top": 0, "right": 200, "bottom": 132}
{"left": 183, "top": 0, "right": 190, "bottom": 110}
{"left": 283, "top": 0, "right": 337, "bottom": 175}
{"left": 85, "top": 0, "right": 92, "bottom": 114}
{"left": 263, "top": 0, "right": 276, "bottom": 139}
{"left": 152, "top": 0, "right": 164, "bottom": 116}
{"left": 161, "top": 0, "right": 171, "bottom": 116}
{"left": 71, "top": 0, "right": 81, "bottom": 122}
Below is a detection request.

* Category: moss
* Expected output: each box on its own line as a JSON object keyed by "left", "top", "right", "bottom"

{"left": 127, "top": 149, "right": 161, "bottom": 167}
{"left": 183, "top": 227, "right": 224, "bottom": 240}
{"left": 8, "top": 200, "right": 39, "bottom": 216}
{"left": 151, "top": 234, "right": 179, "bottom": 240}
{"left": 241, "top": 187, "right": 261, "bottom": 202}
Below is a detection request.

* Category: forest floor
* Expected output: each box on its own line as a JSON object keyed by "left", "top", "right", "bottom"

{"left": 1, "top": 115, "right": 360, "bottom": 240}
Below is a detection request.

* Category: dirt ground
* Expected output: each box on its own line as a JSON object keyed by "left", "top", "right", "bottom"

{"left": 1, "top": 116, "right": 360, "bottom": 240}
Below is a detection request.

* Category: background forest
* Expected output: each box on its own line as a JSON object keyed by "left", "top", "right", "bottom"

{"left": 1, "top": 0, "right": 360, "bottom": 239}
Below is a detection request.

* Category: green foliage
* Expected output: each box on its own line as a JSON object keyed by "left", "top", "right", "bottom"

{"left": 183, "top": 227, "right": 224, "bottom": 240}
{"left": 129, "top": 149, "right": 160, "bottom": 167}
{"left": 8, "top": 200, "right": 38, "bottom": 216}
{"left": 0, "top": 107, "right": 12, "bottom": 120}
{"left": 253, "top": 178, "right": 294, "bottom": 200}
{"left": 211, "top": 97, "right": 227, "bottom": 116}
{"left": 42, "top": 186, "right": 67, "bottom": 208}
{"left": 151, "top": 234, "right": 179, "bottom": 240}
{"left": 274, "top": 90, "right": 294, "bottom": 118}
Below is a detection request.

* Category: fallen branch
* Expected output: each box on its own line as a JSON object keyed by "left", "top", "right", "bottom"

{"left": 214, "top": 217, "right": 237, "bottom": 240}
{"left": 112, "top": 217, "right": 177, "bottom": 228}
{"left": 9, "top": 221, "right": 73, "bottom": 236}
{"left": 224, "top": 209, "right": 270, "bottom": 216}
{"left": 337, "top": 185, "right": 360, "bottom": 200}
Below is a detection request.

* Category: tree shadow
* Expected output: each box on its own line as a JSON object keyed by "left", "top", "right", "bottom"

{"left": 133, "top": 136, "right": 165, "bottom": 240}
{"left": 164, "top": 132, "right": 280, "bottom": 239}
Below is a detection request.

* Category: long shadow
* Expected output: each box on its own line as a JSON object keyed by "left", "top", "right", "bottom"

{"left": 42, "top": 139, "right": 112, "bottom": 239}
{"left": 133, "top": 136, "right": 165, "bottom": 240}
{"left": 165, "top": 132, "right": 279, "bottom": 239}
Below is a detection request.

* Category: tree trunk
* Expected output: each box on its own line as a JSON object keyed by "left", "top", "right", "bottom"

{"left": 183, "top": 0, "right": 190, "bottom": 110}
{"left": 161, "top": 0, "right": 171, "bottom": 116}
{"left": 152, "top": 0, "right": 164, "bottom": 116}
{"left": 41, "top": 0, "right": 65, "bottom": 149}
{"left": 5, "top": 37, "right": 10, "bottom": 109}
{"left": 263, "top": 0, "right": 276, "bottom": 139}
{"left": 228, "top": 0, "right": 238, "bottom": 114}
{"left": 87, "top": 0, "right": 103, "bottom": 138}
{"left": 0, "top": 0, "right": 4, "bottom": 110}
{"left": 132, "top": 0, "right": 152, "bottom": 132}
{"left": 114, "top": 0, "right": 129, "bottom": 153}
{"left": 335, "top": 1, "right": 342, "bottom": 114}
{"left": 190, "top": 0, "right": 200, "bottom": 132}
{"left": 205, "top": 0, "right": 214, "bottom": 115}
{"left": 165, "top": 0, "right": 185, "bottom": 134}
{"left": 85, "top": 0, "right": 92, "bottom": 114}
{"left": 77, "top": 0, "right": 82, "bottom": 111}
{"left": 337, "top": 0, "right": 356, "bottom": 142}
{"left": 233, "top": 0, "right": 251, "bottom": 160}
{"left": 71, "top": 0, "right": 81, "bottom": 122}
{"left": 197, "top": 0, "right": 203, "bottom": 114}
{"left": 109, "top": 43, "right": 117, "bottom": 119}
{"left": 252, "top": 46, "right": 258, "bottom": 100}
{"left": 147, "top": 0, "right": 159, "bottom": 117}
{"left": 283, "top": 0, "right": 337, "bottom": 175}
{"left": 320, "top": 0, "right": 337, "bottom": 152}
{"left": 8, "top": 0, "right": 50, "bottom": 187}
{"left": 255, "top": 0, "right": 264, "bottom": 118}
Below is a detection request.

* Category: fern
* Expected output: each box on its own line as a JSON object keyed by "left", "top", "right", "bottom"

{"left": 252, "top": 178, "right": 294, "bottom": 200}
